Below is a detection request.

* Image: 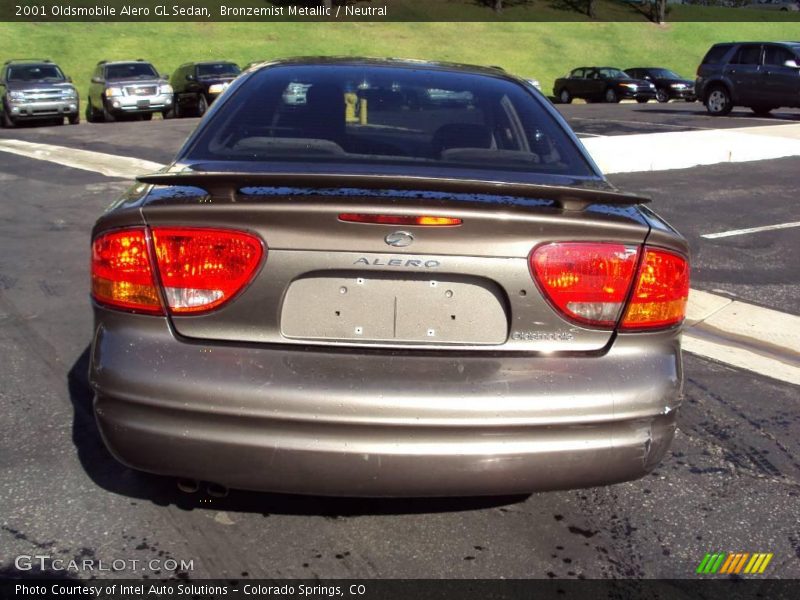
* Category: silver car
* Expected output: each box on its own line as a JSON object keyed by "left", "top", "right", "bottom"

{"left": 0, "top": 59, "right": 80, "bottom": 127}
{"left": 89, "top": 58, "right": 690, "bottom": 497}
{"left": 85, "top": 60, "right": 173, "bottom": 122}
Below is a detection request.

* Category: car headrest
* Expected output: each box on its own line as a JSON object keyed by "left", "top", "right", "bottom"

{"left": 431, "top": 123, "right": 492, "bottom": 156}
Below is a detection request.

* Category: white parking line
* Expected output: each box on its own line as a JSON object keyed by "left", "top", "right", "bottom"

{"left": 0, "top": 139, "right": 162, "bottom": 179}
{"left": 0, "top": 138, "right": 797, "bottom": 386}
{"left": 701, "top": 221, "right": 800, "bottom": 239}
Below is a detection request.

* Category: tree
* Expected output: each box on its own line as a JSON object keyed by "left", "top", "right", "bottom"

{"left": 494, "top": 0, "right": 503, "bottom": 12}
{"left": 653, "top": 0, "right": 667, "bottom": 23}
{"left": 587, "top": 0, "right": 596, "bottom": 18}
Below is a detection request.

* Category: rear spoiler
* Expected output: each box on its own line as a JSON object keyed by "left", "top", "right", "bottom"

{"left": 136, "top": 172, "right": 650, "bottom": 211}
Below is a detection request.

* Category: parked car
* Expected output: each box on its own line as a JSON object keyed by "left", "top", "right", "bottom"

{"left": 170, "top": 61, "right": 241, "bottom": 118}
{"left": 696, "top": 42, "right": 800, "bottom": 116}
{"left": 554, "top": 67, "right": 657, "bottom": 104}
{"left": 0, "top": 59, "right": 79, "bottom": 127}
{"left": 624, "top": 67, "right": 696, "bottom": 103}
{"left": 89, "top": 58, "right": 689, "bottom": 497}
{"left": 526, "top": 77, "right": 542, "bottom": 91}
{"left": 85, "top": 59, "right": 173, "bottom": 122}
{"left": 743, "top": 0, "right": 799, "bottom": 11}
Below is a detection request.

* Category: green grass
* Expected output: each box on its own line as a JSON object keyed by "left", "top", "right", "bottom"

{"left": 1, "top": 20, "right": 799, "bottom": 99}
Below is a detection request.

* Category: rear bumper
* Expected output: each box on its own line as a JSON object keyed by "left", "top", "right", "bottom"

{"left": 90, "top": 311, "right": 682, "bottom": 497}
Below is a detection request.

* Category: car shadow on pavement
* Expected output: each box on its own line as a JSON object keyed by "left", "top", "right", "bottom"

{"left": 68, "top": 346, "right": 529, "bottom": 517}
{"left": 633, "top": 107, "right": 800, "bottom": 122}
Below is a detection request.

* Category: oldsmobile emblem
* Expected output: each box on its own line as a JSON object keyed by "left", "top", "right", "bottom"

{"left": 384, "top": 231, "right": 414, "bottom": 247}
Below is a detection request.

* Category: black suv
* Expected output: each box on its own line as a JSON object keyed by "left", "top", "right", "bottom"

{"left": 696, "top": 42, "right": 800, "bottom": 116}
{"left": 0, "top": 59, "right": 79, "bottom": 127}
{"left": 624, "top": 68, "right": 696, "bottom": 103}
{"left": 170, "top": 61, "right": 240, "bottom": 118}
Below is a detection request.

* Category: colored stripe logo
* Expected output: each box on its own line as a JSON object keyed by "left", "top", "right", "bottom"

{"left": 696, "top": 552, "right": 773, "bottom": 574}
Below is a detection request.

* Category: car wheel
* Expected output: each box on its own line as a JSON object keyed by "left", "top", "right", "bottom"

{"left": 604, "top": 88, "right": 619, "bottom": 103}
{"left": 140, "top": 113, "right": 153, "bottom": 121}
{"left": 68, "top": 113, "right": 80, "bottom": 125}
{"left": 750, "top": 105, "right": 774, "bottom": 117}
{"left": 656, "top": 88, "right": 669, "bottom": 103}
{"left": 705, "top": 86, "right": 732, "bottom": 116}
{"left": 162, "top": 109, "right": 174, "bottom": 120}
{"left": 102, "top": 100, "right": 116, "bottom": 123}
{"left": 196, "top": 94, "right": 208, "bottom": 117}
{"left": 1, "top": 106, "right": 14, "bottom": 128}
{"left": 559, "top": 89, "right": 572, "bottom": 104}
{"left": 636, "top": 98, "right": 649, "bottom": 104}
{"left": 85, "top": 99, "right": 96, "bottom": 123}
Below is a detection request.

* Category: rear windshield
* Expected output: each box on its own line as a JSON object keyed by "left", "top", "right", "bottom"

{"left": 702, "top": 45, "right": 733, "bottom": 65}
{"left": 105, "top": 63, "right": 158, "bottom": 81}
{"left": 183, "top": 65, "right": 594, "bottom": 178}
{"left": 197, "top": 63, "right": 240, "bottom": 78}
{"left": 6, "top": 64, "right": 65, "bottom": 82}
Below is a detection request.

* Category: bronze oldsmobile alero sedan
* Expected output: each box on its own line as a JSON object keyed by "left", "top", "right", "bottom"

{"left": 89, "top": 58, "right": 689, "bottom": 497}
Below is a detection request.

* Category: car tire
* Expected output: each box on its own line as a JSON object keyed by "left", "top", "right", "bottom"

{"left": 656, "top": 88, "right": 669, "bottom": 103}
{"left": 102, "top": 100, "right": 116, "bottom": 123}
{"left": 85, "top": 99, "right": 97, "bottom": 123}
{"left": 1, "top": 107, "right": 14, "bottom": 128}
{"left": 162, "top": 109, "right": 174, "bottom": 120}
{"left": 750, "top": 105, "right": 774, "bottom": 117}
{"left": 140, "top": 113, "right": 153, "bottom": 121}
{"left": 68, "top": 113, "right": 80, "bottom": 125}
{"left": 196, "top": 94, "right": 208, "bottom": 117}
{"left": 704, "top": 85, "right": 732, "bottom": 116}
{"left": 558, "top": 89, "right": 572, "bottom": 104}
{"left": 604, "top": 88, "right": 619, "bottom": 103}
{"left": 636, "top": 98, "right": 649, "bottom": 104}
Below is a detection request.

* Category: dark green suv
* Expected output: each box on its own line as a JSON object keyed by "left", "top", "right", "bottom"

{"left": 0, "top": 59, "right": 79, "bottom": 127}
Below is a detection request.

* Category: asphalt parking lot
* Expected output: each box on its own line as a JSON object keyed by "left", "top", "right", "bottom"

{"left": 0, "top": 102, "right": 798, "bottom": 579}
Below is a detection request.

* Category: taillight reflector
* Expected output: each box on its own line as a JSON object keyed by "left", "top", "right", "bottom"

{"left": 91, "top": 228, "right": 163, "bottom": 314}
{"left": 91, "top": 227, "right": 264, "bottom": 315}
{"left": 339, "top": 213, "right": 462, "bottom": 226}
{"left": 530, "top": 243, "right": 640, "bottom": 328}
{"left": 151, "top": 228, "right": 264, "bottom": 314}
{"left": 621, "top": 248, "right": 689, "bottom": 330}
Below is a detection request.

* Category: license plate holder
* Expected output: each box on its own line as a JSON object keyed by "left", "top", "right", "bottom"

{"left": 281, "top": 274, "right": 507, "bottom": 344}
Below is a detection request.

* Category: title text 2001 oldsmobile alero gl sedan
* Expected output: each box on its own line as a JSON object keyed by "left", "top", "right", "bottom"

{"left": 89, "top": 58, "right": 689, "bottom": 497}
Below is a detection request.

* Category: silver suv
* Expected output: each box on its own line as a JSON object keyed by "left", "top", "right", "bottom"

{"left": 0, "top": 59, "right": 80, "bottom": 127}
{"left": 86, "top": 60, "right": 173, "bottom": 122}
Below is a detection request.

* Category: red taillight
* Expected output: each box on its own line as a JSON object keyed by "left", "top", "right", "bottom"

{"left": 151, "top": 228, "right": 264, "bottom": 314}
{"left": 621, "top": 248, "right": 689, "bottom": 331}
{"left": 91, "top": 228, "right": 163, "bottom": 314}
{"left": 530, "top": 243, "right": 640, "bottom": 328}
{"left": 339, "top": 213, "right": 462, "bottom": 226}
{"left": 91, "top": 227, "right": 264, "bottom": 315}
